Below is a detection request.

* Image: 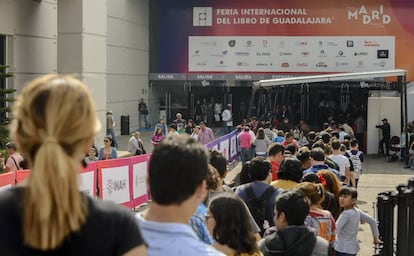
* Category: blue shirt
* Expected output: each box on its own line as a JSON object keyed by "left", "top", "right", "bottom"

{"left": 135, "top": 213, "right": 224, "bottom": 256}
{"left": 303, "top": 164, "right": 341, "bottom": 178}
{"left": 189, "top": 203, "right": 215, "bottom": 245}
{"left": 272, "top": 136, "right": 284, "bottom": 143}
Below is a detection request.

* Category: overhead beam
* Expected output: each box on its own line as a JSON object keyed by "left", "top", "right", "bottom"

{"left": 254, "top": 69, "right": 407, "bottom": 88}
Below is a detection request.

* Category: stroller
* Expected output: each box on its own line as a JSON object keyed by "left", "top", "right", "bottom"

{"left": 388, "top": 136, "right": 400, "bottom": 162}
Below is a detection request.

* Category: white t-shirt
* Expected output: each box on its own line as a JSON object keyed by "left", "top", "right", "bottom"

{"left": 221, "top": 109, "right": 233, "bottom": 126}
{"left": 328, "top": 154, "right": 350, "bottom": 176}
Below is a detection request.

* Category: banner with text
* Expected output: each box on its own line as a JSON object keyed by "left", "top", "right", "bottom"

{"left": 79, "top": 162, "right": 98, "bottom": 197}
{"left": 156, "top": 0, "right": 414, "bottom": 80}
{"left": 189, "top": 36, "right": 395, "bottom": 73}
{"left": 206, "top": 130, "right": 239, "bottom": 162}
{"left": 97, "top": 159, "right": 133, "bottom": 208}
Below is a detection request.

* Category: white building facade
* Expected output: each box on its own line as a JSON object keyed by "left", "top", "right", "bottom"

{"left": 0, "top": 0, "right": 150, "bottom": 146}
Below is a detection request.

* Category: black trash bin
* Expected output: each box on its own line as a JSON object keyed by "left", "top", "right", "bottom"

{"left": 120, "top": 115, "right": 129, "bottom": 135}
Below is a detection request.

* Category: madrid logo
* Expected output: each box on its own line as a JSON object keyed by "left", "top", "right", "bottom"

{"left": 348, "top": 5, "right": 391, "bottom": 25}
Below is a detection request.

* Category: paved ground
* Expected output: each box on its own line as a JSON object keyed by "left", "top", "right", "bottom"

{"left": 116, "top": 130, "right": 413, "bottom": 255}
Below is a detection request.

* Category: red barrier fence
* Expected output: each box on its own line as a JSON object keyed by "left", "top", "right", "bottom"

{"left": 0, "top": 172, "right": 14, "bottom": 192}
{"left": 0, "top": 154, "right": 150, "bottom": 209}
{"left": 0, "top": 132, "right": 239, "bottom": 208}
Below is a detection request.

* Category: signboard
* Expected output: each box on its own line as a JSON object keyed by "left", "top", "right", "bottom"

{"left": 230, "top": 133, "right": 238, "bottom": 159}
{"left": 206, "top": 130, "right": 239, "bottom": 161}
{"left": 79, "top": 162, "right": 97, "bottom": 197}
{"left": 97, "top": 158, "right": 132, "bottom": 207}
{"left": 189, "top": 36, "right": 395, "bottom": 73}
{"left": 130, "top": 155, "right": 149, "bottom": 207}
{"left": 155, "top": 0, "right": 414, "bottom": 80}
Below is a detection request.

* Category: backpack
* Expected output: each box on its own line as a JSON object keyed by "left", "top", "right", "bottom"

{"left": 346, "top": 150, "right": 362, "bottom": 179}
{"left": 245, "top": 183, "right": 275, "bottom": 235}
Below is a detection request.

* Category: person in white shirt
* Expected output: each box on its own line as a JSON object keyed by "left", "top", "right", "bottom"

{"left": 128, "top": 132, "right": 145, "bottom": 155}
{"left": 328, "top": 139, "right": 351, "bottom": 186}
{"left": 221, "top": 104, "right": 233, "bottom": 134}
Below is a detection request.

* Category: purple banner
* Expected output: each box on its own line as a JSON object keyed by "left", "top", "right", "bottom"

{"left": 206, "top": 129, "right": 239, "bottom": 162}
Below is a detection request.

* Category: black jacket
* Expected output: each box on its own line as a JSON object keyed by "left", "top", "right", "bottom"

{"left": 259, "top": 226, "right": 331, "bottom": 256}
{"left": 376, "top": 123, "right": 390, "bottom": 139}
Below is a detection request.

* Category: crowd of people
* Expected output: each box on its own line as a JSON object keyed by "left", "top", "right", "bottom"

{"left": 135, "top": 109, "right": 381, "bottom": 255}
{"left": 136, "top": 128, "right": 381, "bottom": 256}
{"left": 0, "top": 74, "right": 388, "bottom": 256}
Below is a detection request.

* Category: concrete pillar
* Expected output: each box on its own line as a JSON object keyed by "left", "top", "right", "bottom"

{"left": 58, "top": 0, "right": 107, "bottom": 147}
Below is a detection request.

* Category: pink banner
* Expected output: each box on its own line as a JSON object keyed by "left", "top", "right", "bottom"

{"left": 0, "top": 172, "right": 15, "bottom": 192}
{"left": 130, "top": 155, "right": 150, "bottom": 208}
{"left": 15, "top": 170, "right": 31, "bottom": 184}
{"left": 97, "top": 158, "right": 133, "bottom": 208}
{"left": 0, "top": 157, "right": 152, "bottom": 210}
{"left": 79, "top": 162, "right": 97, "bottom": 197}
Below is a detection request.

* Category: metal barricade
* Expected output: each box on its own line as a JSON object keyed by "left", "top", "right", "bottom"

{"left": 376, "top": 177, "right": 414, "bottom": 256}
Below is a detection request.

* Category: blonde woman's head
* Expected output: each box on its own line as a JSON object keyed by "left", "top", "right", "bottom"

{"left": 12, "top": 75, "right": 99, "bottom": 163}
{"left": 11, "top": 74, "right": 100, "bottom": 250}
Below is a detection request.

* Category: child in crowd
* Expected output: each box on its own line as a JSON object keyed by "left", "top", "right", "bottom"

{"left": 84, "top": 147, "right": 98, "bottom": 163}
{"left": 335, "top": 187, "right": 381, "bottom": 256}
{"left": 296, "top": 182, "right": 336, "bottom": 246}
{"left": 151, "top": 127, "right": 163, "bottom": 147}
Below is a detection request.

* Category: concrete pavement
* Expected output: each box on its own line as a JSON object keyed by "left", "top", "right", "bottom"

{"left": 116, "top": 130, "right": 412, "bottom": 255}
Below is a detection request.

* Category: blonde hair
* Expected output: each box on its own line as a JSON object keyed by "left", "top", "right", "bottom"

{"left": 296, "top": 182, "right": 325, "bottom": 206}
{"left": 11, "top": 75, "right": 100, "bottom": 250}
{"left": 205, "top": 164, "right": 220, "bottom": 191}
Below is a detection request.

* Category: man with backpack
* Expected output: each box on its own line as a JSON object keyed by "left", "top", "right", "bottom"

{"left": 235, "top": 157, "right": 282, "bottom": 236}
{"left": 345, "top": 139, "right": 364, "bottom": 188}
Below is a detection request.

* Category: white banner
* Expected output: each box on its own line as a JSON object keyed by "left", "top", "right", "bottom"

{"left": 101, "top": 166, "right": 130, "bottom": 204}
{"left": 220, "top": 139, "right": 230, "bottom": 160}
{"left": 230, "top": 135, "right": 237, "bottom": 158}
{"left": 189, "top": 36, "right": 394, "bottom": 73}
{"left": 79, "top": 172, "right": 95, "bottom": 196}
{"left": 132, "top": 162, "right": 147, "bottom": 199}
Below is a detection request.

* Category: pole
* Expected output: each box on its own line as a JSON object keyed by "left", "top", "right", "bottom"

{"left": 396, "top": 184, "right": 408, "bottom": 256}
{"left": 407, "top": 178, "right": 414, "bottom": 253}
{"left": 377, "top": 191, "right": 396, "bottom": 256}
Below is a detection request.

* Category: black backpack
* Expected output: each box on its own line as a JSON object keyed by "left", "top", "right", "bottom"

{"left": 245, "top": 183, "right": 275, "bottom": 235}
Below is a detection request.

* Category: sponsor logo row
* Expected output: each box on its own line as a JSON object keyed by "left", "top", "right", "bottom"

{"left": 200, "top": 39, "right": 385, "bottom": 49}
{"left": 193, "top": 49, "right": 389, "bottom": 59}
{"left": 195, "top": 60, "right": 387, "bottom": 69}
